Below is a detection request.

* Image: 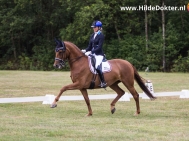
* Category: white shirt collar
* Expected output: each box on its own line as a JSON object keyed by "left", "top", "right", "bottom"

{"left": 94, "top": 32, "right": 98, "bottom": 39}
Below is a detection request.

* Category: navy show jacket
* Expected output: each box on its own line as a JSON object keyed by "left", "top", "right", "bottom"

{"left": 85, "top": 31, "right": 105, "bottom": 56}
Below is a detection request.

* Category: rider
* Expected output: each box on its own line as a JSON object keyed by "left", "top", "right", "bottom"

{"left": 81, "top": 20, "right": 107, "bottom": 88}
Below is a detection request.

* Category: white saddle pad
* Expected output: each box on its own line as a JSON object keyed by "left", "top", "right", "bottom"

{"left": 88, "top": 57, "right": 112, "bottom": 74}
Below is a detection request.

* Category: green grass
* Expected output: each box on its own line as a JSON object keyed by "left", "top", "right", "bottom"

{"left": 0, "top": 99, "right": 189, "bottom": 141}
{"left": 0, "top": 71, "right": 189, "bottom": 141}
{"left": 0, "top": 71, "right": 189, "bottom": 98}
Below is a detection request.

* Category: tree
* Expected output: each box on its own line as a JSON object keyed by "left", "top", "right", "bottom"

{"left": 162, "top": 0, "right": 166, "bottom": 71}
{"left": 145, "top": 0, "right": 148, "bottom": 51}
{"left": 0, "top": 0, "right": 189, "bottom": 71}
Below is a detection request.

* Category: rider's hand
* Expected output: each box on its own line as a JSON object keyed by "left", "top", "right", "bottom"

{"left": 85, "top": 51, "right": 91, "bottom": 56}
{"left": 81, "top": 49, "right": 86, "bottom": 53}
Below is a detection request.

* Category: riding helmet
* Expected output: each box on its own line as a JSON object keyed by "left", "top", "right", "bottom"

{"left": 91, "top": 21, "right": 102, "bottom": 28}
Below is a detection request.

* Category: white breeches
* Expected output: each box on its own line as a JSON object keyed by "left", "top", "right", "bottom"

{"left": 93, "top": 54, "right": 103, "bottom": 69}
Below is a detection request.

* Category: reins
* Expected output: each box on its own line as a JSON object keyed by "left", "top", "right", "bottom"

{"left": 68, "top": 55, "right": 85, "bottom": 65}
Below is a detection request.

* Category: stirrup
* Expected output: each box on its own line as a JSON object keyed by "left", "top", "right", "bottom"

{"left": 100, "top": 82, "right": 107, "bottom": 88}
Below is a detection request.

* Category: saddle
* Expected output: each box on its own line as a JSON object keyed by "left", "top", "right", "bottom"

{"left": 88, "top": 55, "right": 111, "bottom": 74}
{"left": 87, "top": 55, "right": 111, "bottom": 89}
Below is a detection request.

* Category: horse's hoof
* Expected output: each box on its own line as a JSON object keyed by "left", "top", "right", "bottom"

{"left": 111, "top": 108, "right": 116, "bottom": 114}
{"left": 134, "top": 112, "right": 140, "bottom": 116}
{"left": 50, "top": 104, "right": 57, "bottom": 108}
{"left": 85, "top": 113, "right": 92, "bottom": 117}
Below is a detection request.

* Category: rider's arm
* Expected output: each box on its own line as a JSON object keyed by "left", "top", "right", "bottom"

{"left": 86, "top": 34, "right": 94, "bottom": 52}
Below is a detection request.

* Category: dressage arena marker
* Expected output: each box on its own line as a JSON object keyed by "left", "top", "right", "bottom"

{"left": 142, "top": 80, "right": 154, "bottom": 99}
{"left": 180, "top": 90, "right": 189, "bottom": 98}
{"left": 0, "top": 90, "right": 188, "bottom": 104}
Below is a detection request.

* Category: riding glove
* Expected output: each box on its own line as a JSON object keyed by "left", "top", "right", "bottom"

{"left": 85, "top": 51, "right": 91, "bottom": 56}
{"left": 81, "top": 49, "right": 86, "bottom": 53}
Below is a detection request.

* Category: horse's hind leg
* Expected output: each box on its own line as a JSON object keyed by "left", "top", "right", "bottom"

{"left": 109, "top": 82, "right": 125, "bottom": 114}
{"left": 122, "top": 81, "right": 140, "bottom": 115}
{"left": 128, "top": 87, "right": 140, "bottom": 115}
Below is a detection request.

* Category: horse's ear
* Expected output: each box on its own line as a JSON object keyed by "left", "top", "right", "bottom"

{"left": 54, "top": 38, "right": 59, "bottom": 45}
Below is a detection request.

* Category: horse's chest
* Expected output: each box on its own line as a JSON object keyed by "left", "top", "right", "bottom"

{"left": 70, "top": 73, "right": 79, "bottom": 82}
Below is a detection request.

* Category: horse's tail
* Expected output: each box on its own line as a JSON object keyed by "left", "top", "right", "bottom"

{"left": 133, "top": 66, "right": 156, "bottom": 100}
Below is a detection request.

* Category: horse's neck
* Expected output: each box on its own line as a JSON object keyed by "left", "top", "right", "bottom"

{"left": 69, "top": 55, "right": 88, "bottom": 72}
{"left": 65, "top": 42, "right": 87, "bottom": 68}
{"left": 65, "top": 42, "right": 83, "bottom": 58}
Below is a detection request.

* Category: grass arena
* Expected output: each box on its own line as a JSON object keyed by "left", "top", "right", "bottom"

{"left": 0, "top": 71, "right": 189, "bottom": 141}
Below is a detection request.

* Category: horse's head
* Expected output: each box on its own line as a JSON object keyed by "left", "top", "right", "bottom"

{"left": 53, "top": 38, "right": 66, "bottom": 69}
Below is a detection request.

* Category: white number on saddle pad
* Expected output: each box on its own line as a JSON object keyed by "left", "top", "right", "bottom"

{"left": 88, "top": 57, "right": 111, "bottom": 74}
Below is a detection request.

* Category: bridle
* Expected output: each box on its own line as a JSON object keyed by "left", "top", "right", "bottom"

{"left": 54, "top": 41, "right": 66, "bottom": 69}
{"left": 54, "top": 41, "right": 84, "bottom": 69}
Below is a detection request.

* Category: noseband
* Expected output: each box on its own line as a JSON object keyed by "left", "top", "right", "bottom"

{"left": 55, "top": 42, "right": 66, "bottom": 68}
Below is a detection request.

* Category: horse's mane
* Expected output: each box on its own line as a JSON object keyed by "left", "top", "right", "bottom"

{"left": 64, "top": 41, "right": 82, "bottom": 52}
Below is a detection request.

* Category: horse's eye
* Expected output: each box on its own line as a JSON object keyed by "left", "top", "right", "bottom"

{"left": 57, "top": 51, "right": 63, "bottom": 56}
{"left": 55, "top": 48, "right": 58, "bottom": 52}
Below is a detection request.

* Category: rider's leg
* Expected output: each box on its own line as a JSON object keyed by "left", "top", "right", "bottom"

{"left": 94, "top": 55, "right": 107, "bottom": 88}
{"left": 96, "top": 65, "right": 107, "bottom": 88}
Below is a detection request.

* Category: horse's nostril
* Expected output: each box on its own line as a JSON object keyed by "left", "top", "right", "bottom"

{"left": 53, "top": 64, "right": 58, "bottom": 68}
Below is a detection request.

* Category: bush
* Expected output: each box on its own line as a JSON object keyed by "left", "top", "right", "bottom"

{"left": 171, "top": 55, "right": 189, "bottom": 72}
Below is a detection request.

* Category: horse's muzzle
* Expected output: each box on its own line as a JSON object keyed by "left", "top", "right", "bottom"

{"left": 53, "top": 64, "right": 62, "bottom": 69}
{"left": 53, "top": 62, "right": 65, "bottom": 69}
{"left": 54, "top": 58, "right": 65, "bottom": 69}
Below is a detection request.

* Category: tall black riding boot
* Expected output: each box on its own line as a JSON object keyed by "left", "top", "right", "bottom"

{"left": 96, "top": 65, "right": 107, "bottom": 88}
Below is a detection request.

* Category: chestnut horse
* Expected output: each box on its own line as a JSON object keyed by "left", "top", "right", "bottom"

{"left": 51, "top": 39, "right": 156, "bottom": 116}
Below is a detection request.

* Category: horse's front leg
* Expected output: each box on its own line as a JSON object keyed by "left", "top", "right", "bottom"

{"left": 80, "top": 89, "right": 92, "bottom": 116}
{"left": 109, "top": 83, "right": 125, "bottom": 114}
{"left": 51, "top": 82, "right": 80, "bottom": 108}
